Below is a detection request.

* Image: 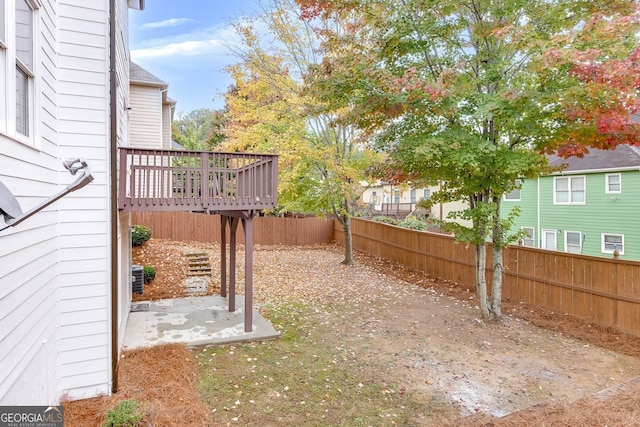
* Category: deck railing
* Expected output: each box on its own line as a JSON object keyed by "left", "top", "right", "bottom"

{"left": 118, "top": 148, "right": 278, "bottom": 213}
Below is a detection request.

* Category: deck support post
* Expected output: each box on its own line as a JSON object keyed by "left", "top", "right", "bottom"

{"left": 241, "top": 216, "right": 254, "bottom": 332}
{"left": 220, "top": 215, "right": 228, "bottom": 298}
{"left": 228, "top": 217, "right": 240, "bottom": 313}
{"left": 219, "top": 213, "right": 255, "bottom": 332}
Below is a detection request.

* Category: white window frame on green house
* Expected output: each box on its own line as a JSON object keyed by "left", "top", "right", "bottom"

{"left": 602, "top": 233, "right": 624, "bottom": 255}
{"left": 504, "top": 179, "right": 522, "bottom": 201}
{"left": 553, "top": 176, "right": 585, "bottom": 205}
{"left": 605, "top": 173, "right": 621, "bottom": 194}
{"left": 541, "top": 229, "right": 557, "bottom": 250}
{"left": 521, "top": 226, "right": 535, "bottom": 247}
{"left": 0, "top": 0, "right": 38, "bottom": 143}
{"left": 564, "top": 230, "right": 582, "bottom": 254}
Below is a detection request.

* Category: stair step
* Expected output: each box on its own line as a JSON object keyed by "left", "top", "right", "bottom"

{"left": 185, "top": 252, "right": 208, "bottom": 258}
{"left": 189, "top": 261, "right": 210, "bottom": 266}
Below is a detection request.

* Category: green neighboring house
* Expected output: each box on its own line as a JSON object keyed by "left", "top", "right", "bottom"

{"left": 503, "top": 145, "right": 640, "bottom": 260}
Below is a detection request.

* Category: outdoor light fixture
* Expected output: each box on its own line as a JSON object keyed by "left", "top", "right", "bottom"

{"left": 0, "top": 158, "right": 94, "bottom": 232}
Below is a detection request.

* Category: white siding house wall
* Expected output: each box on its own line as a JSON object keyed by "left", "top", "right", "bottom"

{"left": 0, "top": 0, "right": 62, "bottom": 405}
{"left": 1, "top": 0, "right": 135, "bottom": 404}
{"left": 56, "top": 0, "right": 112, "bottom": 400}
{"left": 130, "top": 85, "right": 162, "bottom": 149}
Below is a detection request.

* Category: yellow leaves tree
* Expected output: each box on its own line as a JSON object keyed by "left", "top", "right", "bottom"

{"left": 221, "top": 0, "right": 381, "bottom": 264}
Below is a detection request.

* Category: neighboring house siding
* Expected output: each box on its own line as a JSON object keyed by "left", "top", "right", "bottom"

{"left": 130, "top": 85, "right": 163, "bottom": 148}
{"left": 162, "top": 103, "right": 172, "bottom": 149}
{"left": 57, "top": 0, "right": 112, "bottom": 399}
{"left": 503, "top": 179, "right": 539, "bottom": 246}
{"left": 505, "top": 170, "right": 640, "bottom": 260}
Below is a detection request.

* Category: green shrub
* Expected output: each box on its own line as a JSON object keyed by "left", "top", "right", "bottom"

{"left": 398, "top": 216, "right": 428, "bottom": 231}
{"left": 143, "top": 266, "right": 156, "bottom": 283}
{"left": 131, "top": 225, "right": 152, "bottom": 246}
{"left": 104, "top": 399, "right": 146, "bottom": 427}
{"left": 371, "top": 216, "right": 399, "bottom": 225}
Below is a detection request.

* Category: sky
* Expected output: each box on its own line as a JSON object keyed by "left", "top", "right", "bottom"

{"left": 129, "top": 1, "right": 263, "bottom": 115}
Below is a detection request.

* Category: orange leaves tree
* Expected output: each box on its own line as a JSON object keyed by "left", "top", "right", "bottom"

{"left": 298, "top": 0, "right": 640, "bottom": 320}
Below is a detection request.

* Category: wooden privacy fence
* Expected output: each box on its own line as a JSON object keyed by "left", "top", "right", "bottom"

{"left": 336, "top": 218, "right": 640, "bottom": 337}
{"left": 131, "top": 211, "right": 335, "bottom": 246}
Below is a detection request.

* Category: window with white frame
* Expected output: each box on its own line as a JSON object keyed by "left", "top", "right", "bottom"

{"left": 410, "top": 189, "right": 416, "bottom": 204}
{"left": 0, "top": 0, "right": 6, "bottom": 132}
{"left": 554, "top": 176, "right": 585, "bottom": 204}
{"left": 393, "top": 190, "right": 400, "bottom": 203}
{"left": 504, "top": 179, "right": 522, "bottom": 201}
{"left": 602, "top": 234, "right": 624, "bottom": 255}
{"left": 1, "top": 0, "right": 36, "bottom": 140}
{"left": 423, "top": 188, "right": 431, "bottom": 200}
{"left": 606, "top": 173, "right": 621, "bottom": 194}
{"left": 564, "top": 231, "right": 582, "bottom": 254}
{"left": 1, "top": 1, "right": 5, "bottom": 45}
{"left": 521, "top": 227, "right": 535, "bottom": 247}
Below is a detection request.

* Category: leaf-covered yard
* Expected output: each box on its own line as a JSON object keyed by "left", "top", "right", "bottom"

{"left": 65, "top": 239, "right": 640, "bottom": 426}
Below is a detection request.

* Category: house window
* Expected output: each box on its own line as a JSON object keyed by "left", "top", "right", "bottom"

{"left": 0, "top": 1, "right": 5, "bottom": 45}
{"left": 602, "top": 234, "right": 624, "bottom": 255}
{"left": 504, "top": 179, "right": 522, "bottom": 201}
{"left": 554, "top": 176, "right": 585, "bottom": 204}
{"left": 606, "top": 174, "right": 621, "bottom": 194}
{"left": 410, "top": 189, "right": 416, "bottom": 204}
{"left": 564, "top": 231, "right": 582, "bottom": 254}
{"left": 370, "top": 191, "right": 377, "bottom": 205}
{"left": 393, "top": 190, "right": 400, "bottom": 204}
{"left": 541, "top": 229, "right": 557, "bottom": 250}
{"left": 0, "top": 0, "right": 6, "bottom": 132}
{"left": 521, "top": 227, "right": 535, "bottom": 247}
{"left": 0, "top": 0, "right": 36, "bottom": 140}
{"left": 423, "top": 189, "right": 431, "bottom": 200}
{"left": 15, "top": 0, "right": 34, "bottom": 137}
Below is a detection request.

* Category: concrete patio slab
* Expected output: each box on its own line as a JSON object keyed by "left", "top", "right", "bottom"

{"left": 123, "top": 295, "right": 280, "bottom": 350}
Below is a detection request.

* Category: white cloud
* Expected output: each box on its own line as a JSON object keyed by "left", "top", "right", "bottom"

{"left": 131, "top": 39, "right": 226, "bottom": 60}
{"left": 140, "top": 18, "right": 195, "bottom": 29}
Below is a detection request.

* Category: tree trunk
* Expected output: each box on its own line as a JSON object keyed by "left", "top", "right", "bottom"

{"left": 475, "top": 243, "right": 490, "bottom": 320}
{"left": 490, "top": 202, "right": 503, "bottom": 319}
{"left": 341, "top": 216, "right": 354, "bottom": 265}
{"left": 490, "top": 244, "right": 503, "bottom": 319}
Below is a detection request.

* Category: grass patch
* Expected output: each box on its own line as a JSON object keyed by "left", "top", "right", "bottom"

{"left": 196, "top": 301, "right": 438, "bottom": 426}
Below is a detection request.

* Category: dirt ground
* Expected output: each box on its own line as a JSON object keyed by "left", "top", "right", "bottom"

{"left": 66, "top": 239, "right": 640, "bottom": 426}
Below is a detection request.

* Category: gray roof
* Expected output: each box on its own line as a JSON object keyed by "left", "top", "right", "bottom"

{"left": 548, "top": 145, "right": 640, "bottom": 173}
{"left": 130, "top": 62, "right": 167, "bottom": 87}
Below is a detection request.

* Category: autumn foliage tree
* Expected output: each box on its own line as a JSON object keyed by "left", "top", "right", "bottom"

{"left": 298, "top": 0, "right": 640, "bottom": 320}
{"left": 222, "top": 0, "right": 382, "bottom": 264}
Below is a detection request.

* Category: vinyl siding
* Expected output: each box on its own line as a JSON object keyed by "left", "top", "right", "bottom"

{"left": 130, "top": 84, "right": 163, "bottom": 148}
{"left": 503, "top": 178, "right": 539, "bottom": 246}
{"left": 162, "top": 103, "right": 172, "bottom": 149}
{"left": 0, "top": 0, "right": 61, "bottom": 405}
{"left": 508, "top": 170, "right": 640, "bottom": 259}
{"left": 55, "top": 0, "right": 112, "bottom": 400}
{"left": 0, "top": 0, "right": 133, "bottom": 400}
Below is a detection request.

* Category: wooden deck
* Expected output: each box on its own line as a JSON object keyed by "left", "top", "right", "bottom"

{"left": 118, "top": 148, "right": 278, "bottom": 215}
{"left": 118, "top": 147, "right": 279, "bottom": 333}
